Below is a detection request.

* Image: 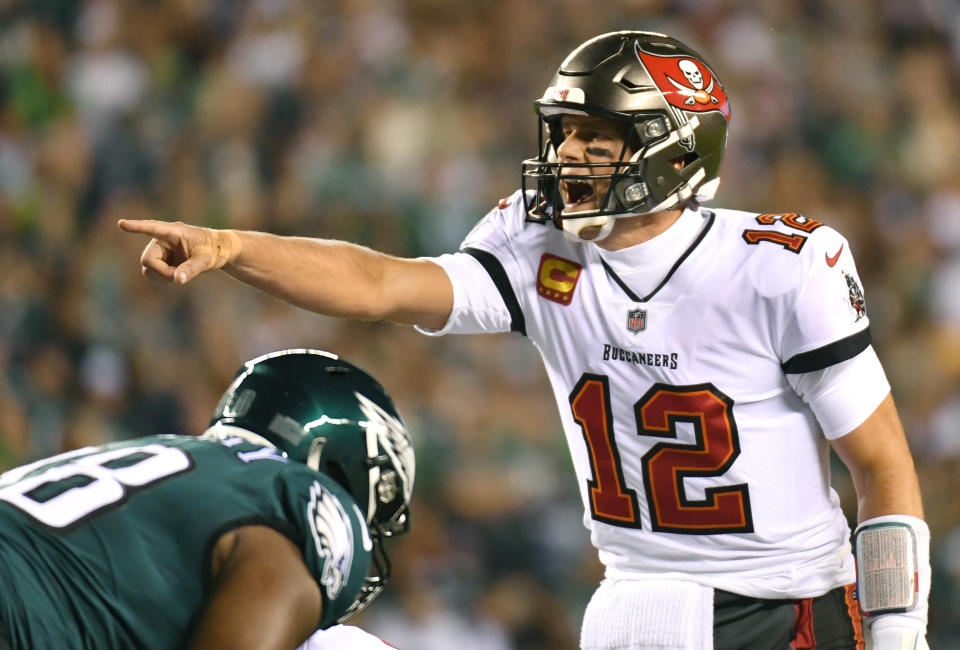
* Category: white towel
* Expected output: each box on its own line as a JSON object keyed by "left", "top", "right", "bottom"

{"left": 581, "top": 578, "right": 714, "bottom": 650}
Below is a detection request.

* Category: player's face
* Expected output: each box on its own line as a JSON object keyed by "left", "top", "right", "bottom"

{"left": 556, "top": 114, "right": 633, "bottom": 215}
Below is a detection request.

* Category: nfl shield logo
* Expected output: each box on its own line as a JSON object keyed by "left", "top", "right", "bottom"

{"left": 627, "top": 308, "right": 647, "bottom": 333}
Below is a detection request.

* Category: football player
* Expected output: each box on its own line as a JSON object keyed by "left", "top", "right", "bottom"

{"left": 118, "top": 31, "right": 928, "bottom": 650}
{"left": 0, "top": 349, "right": 413, "bottom": 650}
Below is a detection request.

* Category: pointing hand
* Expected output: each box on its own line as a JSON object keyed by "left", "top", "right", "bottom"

{"left": 117, "top": 219, "right": 242, "bottom": 284}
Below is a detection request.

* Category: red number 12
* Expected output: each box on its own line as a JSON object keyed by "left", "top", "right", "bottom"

{"left": 570, "top": 375, "right": 753, "bottom": 535}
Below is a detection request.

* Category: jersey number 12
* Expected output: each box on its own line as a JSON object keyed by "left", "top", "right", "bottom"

{"left": 570, "top": 375, "right": 754, "bottom": 534}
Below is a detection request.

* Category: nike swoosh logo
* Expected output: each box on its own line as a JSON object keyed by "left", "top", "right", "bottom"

{"left": 826, "top": 244, "right": 843, "bottom": 267}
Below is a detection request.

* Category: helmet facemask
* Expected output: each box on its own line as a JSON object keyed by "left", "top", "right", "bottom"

{"left": 303, "top": 389, "right": 415, "bottom": 624}
{"left": 523, "top": 111, "right": 679, "bottom": 236}
{"left": 335, "top": 521, "right": 394, "bottom": 623}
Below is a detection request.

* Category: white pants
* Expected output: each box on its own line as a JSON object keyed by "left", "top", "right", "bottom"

{"left": 581, "top": 578, "right": 714, "bottom": 650}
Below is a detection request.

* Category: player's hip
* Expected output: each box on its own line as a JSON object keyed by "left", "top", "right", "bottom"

{"left": 713, "top": 585, "right": 864, "bottom": 649}
{"left": 580, "top": 579, "right": 863, "bottom": 650}
{"left": 596, "top": 528, "right": 856, "bottom": 600}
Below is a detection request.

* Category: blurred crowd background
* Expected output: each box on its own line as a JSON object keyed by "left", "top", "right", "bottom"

{"left": 1, "top": 0, "right": 959, "bottom": 647}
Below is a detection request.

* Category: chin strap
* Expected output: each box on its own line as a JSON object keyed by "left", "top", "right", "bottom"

{"left": 561, "top": 214, "right": 616, "bottom": 242}
{"left": 855, "top": 515, "right": 930, "bottom": 650}
{"left": 694, "top": 176, "right": 720, "bottom": 202}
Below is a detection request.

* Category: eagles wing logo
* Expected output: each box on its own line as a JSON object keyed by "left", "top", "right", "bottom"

{"left": 635, "top": 44, "right": 730, "bottom": 120}
{"left": 307, "top": 482, "right": 355, "bottom": 600}
{"left": 355, "top": 391, "right": 415, "bottom": 510}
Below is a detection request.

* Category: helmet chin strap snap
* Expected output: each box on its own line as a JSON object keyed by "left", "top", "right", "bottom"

{"left": 561, "top": 214, "right": 616, "bottom": 242}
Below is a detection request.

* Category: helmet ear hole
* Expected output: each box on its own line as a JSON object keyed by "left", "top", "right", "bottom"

{"left": 670, "top": 151, "right": 700, "bottom": 171}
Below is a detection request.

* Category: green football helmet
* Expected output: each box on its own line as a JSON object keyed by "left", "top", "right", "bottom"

{"left": 208, "top": 349, "right": 415, "bottom": 621}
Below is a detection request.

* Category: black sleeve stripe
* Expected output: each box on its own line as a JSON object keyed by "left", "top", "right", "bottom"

{"left": 781, "top": 327, "right": 872, "bottom": 374}
{"left": 462, "top": 247, "right": 526, "bottom": 336}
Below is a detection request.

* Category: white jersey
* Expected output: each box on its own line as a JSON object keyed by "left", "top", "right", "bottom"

{"left": 421, "top": 190, "right": 887, "bottom": 599}
{"left": 298, "top": 625, "right": 399, "bottom": 650}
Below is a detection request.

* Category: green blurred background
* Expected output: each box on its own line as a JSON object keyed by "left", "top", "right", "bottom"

{"left": 1, "top": 1, "right": 958, "bottom": 647}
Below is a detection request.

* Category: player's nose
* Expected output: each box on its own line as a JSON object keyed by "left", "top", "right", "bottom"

{"left": 556, "top": 131, "right": 585, "bottom": 162}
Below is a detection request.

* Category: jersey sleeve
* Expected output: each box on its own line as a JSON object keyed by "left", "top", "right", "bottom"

{"left": 415, "top": 191, "right": 529, "bottom": 337}
{"left": 282, "top": 471, "right": 374, "bottom": 629}
{"left": 787, "top": 346, "right": 891, "bottom": 439}
{"left": 771, "top": 224, "right": 888, "bottom": 439}
{"left": 779, "top": 229, "right": 872, "bottom": 374}
{"left": 416, "top": 252, "right": 514, "bottom": 335}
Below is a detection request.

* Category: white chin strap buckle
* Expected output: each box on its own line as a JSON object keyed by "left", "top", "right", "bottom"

{"left": 855, "top": 521, "right": 919, "bottom": 615}
{"left": 561, "top": 214, "right": 615, "bottom": 242}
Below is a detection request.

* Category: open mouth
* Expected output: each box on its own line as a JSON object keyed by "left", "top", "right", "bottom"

{"left": 562, "top": 179, "right": 595, "bottom": 210}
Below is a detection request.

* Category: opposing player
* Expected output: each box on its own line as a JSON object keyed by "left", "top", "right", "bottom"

{"left": 0, "top": 349, "right": 413, "bottom": 650}
{"left": 118, "top": 32, "right": 929, "bottom": 649}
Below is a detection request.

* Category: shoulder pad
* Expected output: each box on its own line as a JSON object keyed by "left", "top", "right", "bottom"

{"left": 306, "top": 479, "right": 370, "bottom": 601}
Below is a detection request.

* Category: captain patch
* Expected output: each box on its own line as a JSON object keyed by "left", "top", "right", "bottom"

{"left": 537, "top": 254, "right": 583, "bottom": 305}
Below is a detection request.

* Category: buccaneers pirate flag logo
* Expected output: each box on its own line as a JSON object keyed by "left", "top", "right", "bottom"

{"left": 635, "top": 44, "right": 731, "bottom": 121}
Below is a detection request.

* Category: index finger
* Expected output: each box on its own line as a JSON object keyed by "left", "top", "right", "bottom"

{"left": 117, "top": 219, "right": 181, "bottom": 238}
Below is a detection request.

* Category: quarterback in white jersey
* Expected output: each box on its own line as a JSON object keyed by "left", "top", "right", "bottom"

{"left": 425, "top": 196, "right": 876, "bottom": 599}
{"left": 120, "top": 30, "right": 929, "bottom": 650}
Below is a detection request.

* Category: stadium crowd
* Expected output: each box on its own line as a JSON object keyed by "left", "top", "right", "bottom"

{"left": 0, "top": 0, "right": 958, "bottom": 647}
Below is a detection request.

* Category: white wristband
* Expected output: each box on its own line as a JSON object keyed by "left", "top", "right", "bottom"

{"left": 854, "top": 515, "right": 930, "bottom": 650}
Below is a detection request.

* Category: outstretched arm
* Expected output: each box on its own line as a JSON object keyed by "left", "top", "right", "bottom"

{"left": 190, "top": 525, "right": 323, "bottom": 650}
{"left": 117, "top": 220, "right": 453, "bottom": 330}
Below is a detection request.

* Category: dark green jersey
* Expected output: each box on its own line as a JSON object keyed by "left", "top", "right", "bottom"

{"left": 0, "top": 434, "right": 373, "bottom": 650}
